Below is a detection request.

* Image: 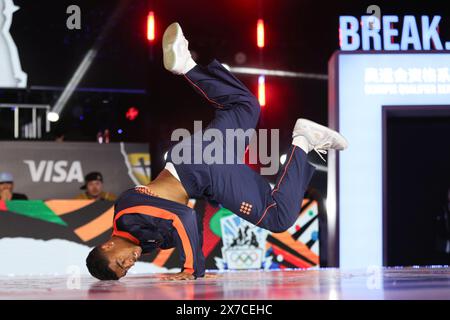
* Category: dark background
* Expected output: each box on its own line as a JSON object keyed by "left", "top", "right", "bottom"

{"left": 386, "top": 111, "right": 450, "bottom": 265}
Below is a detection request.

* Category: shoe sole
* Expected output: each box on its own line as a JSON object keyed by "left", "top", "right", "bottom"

{"left": 297, "top": 118, "right": 348, "bottom": 150}
{"left": 162, "top": 22, "right": 182, "bottom": 71}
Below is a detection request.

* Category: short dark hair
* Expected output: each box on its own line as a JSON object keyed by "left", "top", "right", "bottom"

{"left": 86, "top": 246, "right": 119, "bottom": 280}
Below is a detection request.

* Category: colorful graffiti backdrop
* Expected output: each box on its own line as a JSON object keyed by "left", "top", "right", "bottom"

{"left": 0, "top": 197, "right": 320, "bottom": 271}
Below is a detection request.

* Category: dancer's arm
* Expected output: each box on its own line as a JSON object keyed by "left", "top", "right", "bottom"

{"left": 161, "top": 210, "right": 205, "bottom": 280}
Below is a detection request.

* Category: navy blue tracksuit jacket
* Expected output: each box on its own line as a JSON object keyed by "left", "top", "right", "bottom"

{"left": 113, "top": 60, "right": 316, "bottom": 278}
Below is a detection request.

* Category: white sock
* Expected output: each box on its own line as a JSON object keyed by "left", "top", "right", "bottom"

{"left": 292, "top": 135, "right": 310, "bottom": 154}
{"left": 181, "top": 57, "right": 197, "bottom": 74}
{"left": 164, "top": 162, "right": 180, "bottom": 181}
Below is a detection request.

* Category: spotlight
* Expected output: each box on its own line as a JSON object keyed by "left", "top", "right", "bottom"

{"left": 257, "top": 19, "right": 265, "bottom": 48}
{"left": 47, "top": 112, "right": 60, "bottom": 122}
{"left": 258, "top": 75, "right": 266, "bottom": 107}
{"left": 147, "top": 11, "right": 155, "bottom": 41}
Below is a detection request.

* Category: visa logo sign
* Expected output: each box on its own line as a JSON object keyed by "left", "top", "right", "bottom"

{"left": 339, "top": 15, "right": 449, "bottom": 51}
{"left": 24, "top": 160, "right": 84, "bottom": 183}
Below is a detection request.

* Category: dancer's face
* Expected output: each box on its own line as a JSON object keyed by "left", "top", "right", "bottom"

{"left": 100, "top": 240, "right": 142, "bottom": 278}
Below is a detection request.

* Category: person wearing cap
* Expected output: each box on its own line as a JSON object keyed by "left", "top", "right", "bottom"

{"left": 75, "top": 172, "right": 116, "bottom": 201}
{"left": 0, "top": 172, "right": 28, "bottom": 201}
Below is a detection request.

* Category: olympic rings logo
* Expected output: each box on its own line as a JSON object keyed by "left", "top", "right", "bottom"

{"left": 229, "top": 251, "right": 259, "bottom": 266}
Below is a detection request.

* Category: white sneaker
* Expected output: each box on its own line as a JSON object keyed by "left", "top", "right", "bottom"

{"left": 162, "top": 22, "right": 196, "bottom": 75}
{"left": 292, "top": 118, "right": 348, "bottom": 162}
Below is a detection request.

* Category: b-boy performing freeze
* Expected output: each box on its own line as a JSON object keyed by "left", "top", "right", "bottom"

{"left": 86, "top": 22, "right": 348, "bottom": 281}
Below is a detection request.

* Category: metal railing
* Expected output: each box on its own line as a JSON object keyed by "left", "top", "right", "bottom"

{"left": 0, "top": 103, "right": 51, "bottom": 139}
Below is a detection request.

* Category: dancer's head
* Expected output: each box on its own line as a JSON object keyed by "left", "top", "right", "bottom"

{"left": 86, "top": 236, "right": 142, "bottom": 280}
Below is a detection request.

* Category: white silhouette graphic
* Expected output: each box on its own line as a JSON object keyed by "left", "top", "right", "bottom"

{"left": 0, "top": 0, "right": 27, "bottom": 88}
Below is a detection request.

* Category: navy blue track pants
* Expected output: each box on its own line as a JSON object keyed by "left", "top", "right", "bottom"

{"left": 167, "top": 60, "right": 316, "bottom": 233}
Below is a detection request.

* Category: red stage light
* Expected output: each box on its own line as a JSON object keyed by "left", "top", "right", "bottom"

{"left": 257, "top": 19, "right": 265, "bottom": 48}
{"left": 126, "top": 107, "right": 139, "bottom": 121}
{"left": 147, "top": 11, "right": 155, "bottom": 41}
{"left": 258, "top": 75, "right": 266, "bottom": 107}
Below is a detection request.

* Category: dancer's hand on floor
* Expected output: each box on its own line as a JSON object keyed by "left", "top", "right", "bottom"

{"left": 161, "top": 271, "right": 195, "bottom": 281}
